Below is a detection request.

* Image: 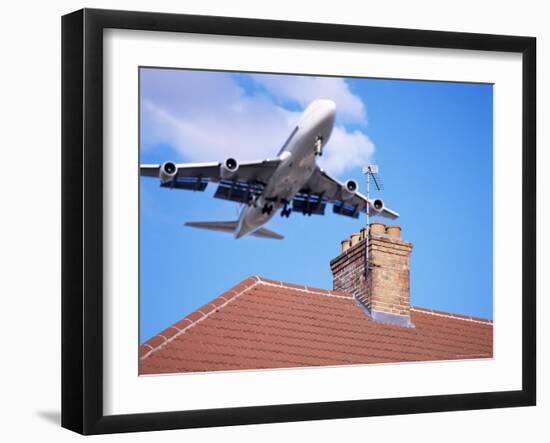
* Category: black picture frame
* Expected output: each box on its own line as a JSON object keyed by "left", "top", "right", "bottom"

{"left": 61, "top": 8, "right": 536, "bottom": 435}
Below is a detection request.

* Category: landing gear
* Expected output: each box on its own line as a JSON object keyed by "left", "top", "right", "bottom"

{"left": 314, "top": 136, "right": 323, "bottom": 156}
{"left": 248, "top": 194, "right": 259, "bottom": 207}
{"left": 281, "top": 200, "right": 292, "bottom": 218}
{"left": 261, "top": 203, "right": 274, "bottom": 215}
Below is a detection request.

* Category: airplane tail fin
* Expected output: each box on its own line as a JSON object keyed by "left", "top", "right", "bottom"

{"left": 184, "top": 221, "right": 284, "bottom": 240}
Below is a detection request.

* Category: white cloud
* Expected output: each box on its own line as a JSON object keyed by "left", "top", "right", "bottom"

{"left": 142, "top": 97, "right": 299, "bottom": 161}
{"left": 141, "top": 70, "right": 374, "bottom": 177}
{"left": 318, "top": 127, "right": 375, "bottom": 176}
{"left": 251, "top": 74, "right": 367, "bottom": 124}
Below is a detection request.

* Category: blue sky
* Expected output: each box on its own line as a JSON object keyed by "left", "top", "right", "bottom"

{"left": 139, "top": 68, "right": 493, "bottom": 343}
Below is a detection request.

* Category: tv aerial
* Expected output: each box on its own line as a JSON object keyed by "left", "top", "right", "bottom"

{"left": 362, "top": 164, "right": 383, "bottom": 222}
{"left": 362, "top": 164, "right": 384, "bottom": 277}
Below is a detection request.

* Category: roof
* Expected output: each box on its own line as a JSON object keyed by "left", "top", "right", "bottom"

{"left": 140, "top": 276, "right": 493, "bottom": 374}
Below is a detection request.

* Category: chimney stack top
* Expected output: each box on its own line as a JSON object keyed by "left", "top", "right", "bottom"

{"left": 338, "top": 223, "right": 405, "bottom": 253}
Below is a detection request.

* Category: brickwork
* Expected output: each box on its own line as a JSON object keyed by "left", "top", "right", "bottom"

{"left": 330, "top": 238, "right": 368, "bottom": 301}
{"left": 330, "top": 226, "right": 413, "bottom": 326}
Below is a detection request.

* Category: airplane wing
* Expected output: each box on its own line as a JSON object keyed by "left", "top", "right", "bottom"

{"left": 140, "top": 158, "right": 282, "bottom": 204}
{"left": 141, "top": 162, "right": 219, "bottom": 179}
{"left": 140, "top": 158, "right": 281, "bottom": 184}
{"left": 298, "top": 167, "right": 399, "bottom": 220}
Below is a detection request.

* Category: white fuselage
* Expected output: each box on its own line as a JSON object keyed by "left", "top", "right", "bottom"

{"left": 235, "top": 99, "right": 336, "bottom": 238}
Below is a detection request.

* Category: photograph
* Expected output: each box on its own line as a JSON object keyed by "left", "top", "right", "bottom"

{"left": 138, "top": 67, "right": 494, "bottom": 375}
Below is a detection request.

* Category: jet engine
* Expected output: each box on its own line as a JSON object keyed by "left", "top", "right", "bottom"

{"left": 371, "top": 198, "right": 385, "bottom": 214}
{"left": 159, "top": 161, "right": 178, "bottom": 184}
{"left": 220, "top": 158, "right": 239, "bottom": 179}
{"left": 341, "top": 179, "right": 358, "bottom": 200}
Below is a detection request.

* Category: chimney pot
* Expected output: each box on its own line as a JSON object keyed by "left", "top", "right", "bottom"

{"left": 385, "top": 226, "right": 401, "bottom": 238}
{"left": 341, "top": 239, "right": 351, "bottom": 253}
{"left": 350, "top": 233, "right": 361, "bottom": 247}
{"left": 369, "top": 222, "right": 386, "bottom": 235}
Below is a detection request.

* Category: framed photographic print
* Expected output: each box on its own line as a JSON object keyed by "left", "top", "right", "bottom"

{"left": 61, "top": 8, "right": 536, "bottom": 435}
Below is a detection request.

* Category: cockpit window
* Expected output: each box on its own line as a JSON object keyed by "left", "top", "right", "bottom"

{"left": 277, "top": 126, "right": 299, "bottom": 156}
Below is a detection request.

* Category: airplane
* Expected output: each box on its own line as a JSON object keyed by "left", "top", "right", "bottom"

{"left": 140, "top": 98, "right": 398, "bottom": 240}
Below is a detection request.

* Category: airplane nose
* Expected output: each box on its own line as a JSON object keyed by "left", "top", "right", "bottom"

{"left": 315, "top": 99, "right": 336, "bottom": 118}
{"left": 323, "top": 99, "right": 336, "bottom": 114}
{"left": 320, "top": 99, "right": 336, "bottom": 125}
{"left": 301, "top": 99, "right": 336, "bottom": 124}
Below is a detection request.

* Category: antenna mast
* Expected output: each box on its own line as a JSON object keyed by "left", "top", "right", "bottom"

{"left": 362, "top": 164, "right": 382, "bottom": 281}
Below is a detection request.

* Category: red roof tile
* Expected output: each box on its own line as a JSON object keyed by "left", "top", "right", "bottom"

{"left": 140, "top": 277, "right": 493, "bottom": 374}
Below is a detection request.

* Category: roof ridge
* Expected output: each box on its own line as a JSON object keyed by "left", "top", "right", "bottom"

{"left": 139, "top": 276, "right": 353, "bottom": 361}
{"left": 254, "top": 277, "right": 353, "bottom": 299}
{"left": 411, "top": 307, "right": 493, "bottom": 325}
{"left": 140, "top": 276, "right": 261, "bottom": 361}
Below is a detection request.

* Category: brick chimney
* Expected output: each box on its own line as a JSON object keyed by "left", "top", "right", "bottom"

{"left": 330, "top": 223, "right": 414, "bottom": 327}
